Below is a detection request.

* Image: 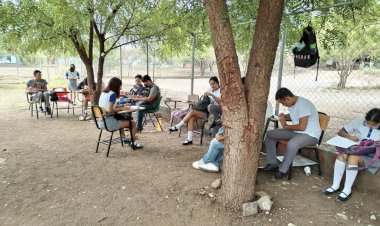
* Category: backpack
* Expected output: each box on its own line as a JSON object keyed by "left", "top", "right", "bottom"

{"left": 292, "top": 24, "right": 320, "bottom": 81}
{"left": 191, "top": 95, "right": 211, "bottom": 113}
{"left": 49, "top": 92, "right": 59, "bottom": 102}
{"left": 336, "top": 139, "right": 380, "bottom": 170}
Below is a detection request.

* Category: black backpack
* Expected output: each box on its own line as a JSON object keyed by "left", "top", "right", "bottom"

{"left": 293, "top": 24, "right": 320, "bottom": 81}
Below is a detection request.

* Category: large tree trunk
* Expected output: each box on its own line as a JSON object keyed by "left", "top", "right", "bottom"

{"left": 205, "top": 0, "right": 284, "bottom": 210}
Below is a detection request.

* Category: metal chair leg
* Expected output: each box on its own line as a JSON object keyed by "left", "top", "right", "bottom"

{"left": 119, "top": 129, "right": 124, "bottom": 147}
{"left": 200, "top": 120, "right": 207, "bottom": 145}
{"left": 35, "top": 103, "right": 39, "bottom": 119}
{"left": 148, "top": 113, "right": 155, "bottom": 127}
{"left": 314, "top": 148, "right": 322, "bottom": 175}
{"left": 96, "top": 130, "right": 103, "bottom": 153}
{"left": 288, "top": 164, "right": 292, "bottom": 180}
{"left": 106, "top": 132, "right": 113, "bottom": 157}
{"left": 31, "top": 103, "right": 33, "bottom": 117}
{"left": 129, "top": 120, "right": 135, "bottom": 150}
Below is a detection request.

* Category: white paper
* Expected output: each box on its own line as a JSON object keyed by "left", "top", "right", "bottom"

{"left": 325, "top": 136, "right": 359, "bottom": 148}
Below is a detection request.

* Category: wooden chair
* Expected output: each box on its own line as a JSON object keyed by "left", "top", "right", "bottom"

{"left": 278, "top": 112, "right": 330, "bottom": 180}
{"left": 91, "top": 106, "right": 134, "bottom": 157}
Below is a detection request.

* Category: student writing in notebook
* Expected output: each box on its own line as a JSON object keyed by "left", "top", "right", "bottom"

{"left": 321, "top": 108, "right": 380, "bottom": 202}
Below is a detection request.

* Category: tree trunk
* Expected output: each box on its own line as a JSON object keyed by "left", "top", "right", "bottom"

{"left": 336, "top": 60, "right": 353, "bottom": 89}
{"left": 200, "top": 59, "right": 206, "bottom": 76}
{"left": 205, "top": 0, "right": 284, "bottom": 210}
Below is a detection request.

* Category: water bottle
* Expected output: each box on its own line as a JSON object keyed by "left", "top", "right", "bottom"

{"left": 304, "top": 166, "right": 311, "bottom": 176}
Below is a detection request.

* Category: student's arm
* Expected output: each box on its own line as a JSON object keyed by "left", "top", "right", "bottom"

{"left": 209, "top": 93, "right": 221, "bottom": 104}
{"left": 281, "top": 116, "right": 308, "bottom": 131}
{"left": 134, "top": 87, "right": 156, "bottom": 102}
{"left": 338, "top": 129, "right": 359, "bottom": 141}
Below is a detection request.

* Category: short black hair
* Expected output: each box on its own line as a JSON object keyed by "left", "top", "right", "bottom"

{"left": 275, "top": 87, "right": 294, "bottom": 100}
{"left": 33, "top": 70, "right": 41, "bottom": 76}
{"left": 365, "top": 108, "right": 380, "bottom": 123}
{"left": 209, "top": 76, "right": 219, "bottom": 85}
{"left": 142, "top": 74, "right": 152, "bottom": 82}
{"left": 135, "top": 74, "right": 143, "bottom": 80}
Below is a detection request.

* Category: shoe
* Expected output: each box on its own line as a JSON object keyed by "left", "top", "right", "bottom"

{"left": 39, "top": 106, "right": 44, "bottom": 112}
{"left": 192, "top": 159, "right": 204, "bottom": 170}
{"left": 130, "top": 141, "right": 143, "bottom": 149}
{"left": 199, "top": 163, "right": 219, "bottom": 172}
{"left": 182, "top": 140, "right": 193, "bottom": 145}
{"left": 169, "top": 126, "right": 178, "bottom": 132}
{"left": 321, "top": 187, "right": 340, "bottom": 196}
{"left": 336, "top": 192, "right": 352, "bottom": 202}
{"left": 46, "top": 107, "right": 51, "bottom": 115}
{"left": 79, "top": 116, "right": 85, "bottom": 121}
{"left": 270, "top": 171, "right": 287, "bottom": 181}
{"left": 136, "top": 127, "right": 143, "bottom": 133}
{"left": 261, "top": 164, "right": 278, "bottom": 172}
{"left": 204, "top": 114, "right": 215, "bottom": 131}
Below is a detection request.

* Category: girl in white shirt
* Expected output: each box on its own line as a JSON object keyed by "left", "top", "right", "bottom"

{"left": 322, "top": 108, "right": 380, "bottom": 202}
{"left": 169, "top": 77, "right": 221, "bottom": 145}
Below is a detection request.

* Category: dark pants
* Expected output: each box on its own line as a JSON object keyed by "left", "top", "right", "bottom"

{"left": 136, "top": 103, "right": 155, "bottom": 130}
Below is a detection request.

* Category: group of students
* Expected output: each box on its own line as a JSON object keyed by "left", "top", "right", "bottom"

{"left": 166, "top": 79, "right": 380, "bottom": 203}
{"left": 27, "top": 69, "right": 380, "bottom": 202}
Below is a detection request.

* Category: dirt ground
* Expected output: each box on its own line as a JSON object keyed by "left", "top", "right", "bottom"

{"left": 0, "top": 73, "right": 380, "bottom": 226}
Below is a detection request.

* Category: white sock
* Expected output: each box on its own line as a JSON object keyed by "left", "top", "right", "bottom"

{"left": 187, "top": 131, "right": 193, "bottom": 141}
{"left": 331, "top": 159, "right": 346, "bottom": 190}
{"left": 175, "top": 120, "right": 185, "bottom": 129}
{"left": 341, "top": 165, "right": 358, "bottom": 196}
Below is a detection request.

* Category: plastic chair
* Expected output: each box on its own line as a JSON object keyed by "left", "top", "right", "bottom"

{"left": 278, "top": 112, "right": 330, "bottom": 180}
{"left": 91, "top": 106, "right": 135, "bottom": 157}
{"left": 51, "top": 87, "right": 74, "bottom": 117}
{"left": 144, "top": 97, "right": 163, "bottom": 131}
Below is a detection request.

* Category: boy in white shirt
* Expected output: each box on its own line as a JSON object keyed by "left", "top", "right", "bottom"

{"left": 263, "top": 88, "right": 321, "bottom": 181}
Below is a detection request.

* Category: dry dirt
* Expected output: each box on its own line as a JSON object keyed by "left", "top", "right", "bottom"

{"left": 0, "top": 73, "right": 379, "bottom": 226}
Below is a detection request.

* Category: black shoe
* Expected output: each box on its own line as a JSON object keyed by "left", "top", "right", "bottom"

{"left": 270, "top": 171, "right": 287, "bottom": 181}
{"left": 130, "top": 142, "right": 143, "bottom": 149}
{"left": 182, "top": 140, "right": 193, "bottom": 145}
{"left": 46, "top": 107, "right": 51, "bottom": 115}
{"left": 261, "top": 164, "right": 278, "bottom": 172}
{"left": 169, "top": 126, "right": 178, "bottom": 132}
{"left": 321, "top": 187, "right": 340, "bottom": 196}
{"left": 336, "top": 192, "right": 351, "bottom": 202}
{"left": 39, "top": 106, "right": 44, "bottom": 112}
{"left": 136, "top": 127, "right": 143, "bottom": 133}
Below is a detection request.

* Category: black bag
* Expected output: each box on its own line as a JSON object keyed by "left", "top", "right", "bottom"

{"left": 293, "top": 24, "right": 320, "bottom": 80}
{"left": 114, "top": 113, "right": 133, "bottom": 121}
{"left": 191, "top": 95, "right": 210, "bottom": 113}
{"left": 50, "top": 92, "right": 59, "bottom": 102}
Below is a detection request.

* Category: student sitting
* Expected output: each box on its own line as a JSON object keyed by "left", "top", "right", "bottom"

{"left": 77, "top": 78, "right": 92, "bottom": 120}
{"left": 26, "top": 70, "right": 51, "bottom": 115}
{"left": 169, "top": 76, "right": 221, "bottom": 145}
{"left": 98, "top": 77, "right": 143, "bottom": 148}
{"left": 263, "top": 88, "right": 321, "bottom": 181}
{"left": 322, "top": 108, "right": 380, "bottom": 202}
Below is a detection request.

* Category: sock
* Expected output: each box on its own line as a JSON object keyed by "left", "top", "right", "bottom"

{"left": 187, "top": 131, "right": 193, "bottom": 141}
{"left": 175, "top": 120, "right": 185, "bottom": 129}
{"left": 331, "top": 159, "right": 346, "bottom": 190}
{"left": 341, "top": 165, "right": 358, "bottom": 196}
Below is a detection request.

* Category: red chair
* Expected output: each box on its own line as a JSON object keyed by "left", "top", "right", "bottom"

{"left": 51, "top": 87, "right": 74, "bottom": 117}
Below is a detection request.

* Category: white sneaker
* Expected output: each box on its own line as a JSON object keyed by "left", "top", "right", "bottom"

{"left": 79, "top": 116, "right": 85, "bottom": 121}
{"left": 192, "top": 159, "right": 204, "bottom": 170}
{"left": 199, "top": 163, "right": 219, "bottom": 172}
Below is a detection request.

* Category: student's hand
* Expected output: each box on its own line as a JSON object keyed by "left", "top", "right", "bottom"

{"left": 348, "top": 135, "right": 359, "bottom": 142}
{"left": 279, "top": 115, "right": 287, "bottom": 127}
{"left": 204, "top": 92, "right": 211, "bottom": 97}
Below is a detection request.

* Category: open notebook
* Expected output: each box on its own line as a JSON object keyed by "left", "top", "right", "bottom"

{"left": 325, "top": 136, "right": 359, "bottom": 148}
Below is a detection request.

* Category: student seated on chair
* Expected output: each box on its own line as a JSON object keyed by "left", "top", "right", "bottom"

{"left": 26, "top": 70, "right": 51, "bottom": 115}
{"left": 98, "top": 77, "right": 142, "bottom": 148}
{"left": 131, "top": 75, "right": 160, "bottom": 132}
{"left": 122, "top": 74, "right": 150, "bottom": 105}
{"left": 263, "top": 87, "right": 321, "bottom": 181}
{"left": 321, "top": 108, "right": 380, "bottom": 202}
{"left": 77, "top": 78, "right": 92, "bottom": 120}
{"left": 169, "top": 76, "right": 221, "bottom": 145}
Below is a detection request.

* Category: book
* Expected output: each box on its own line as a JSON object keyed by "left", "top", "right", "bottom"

{"left": 325, "top": 136, "right": 359, "bottom": 148}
